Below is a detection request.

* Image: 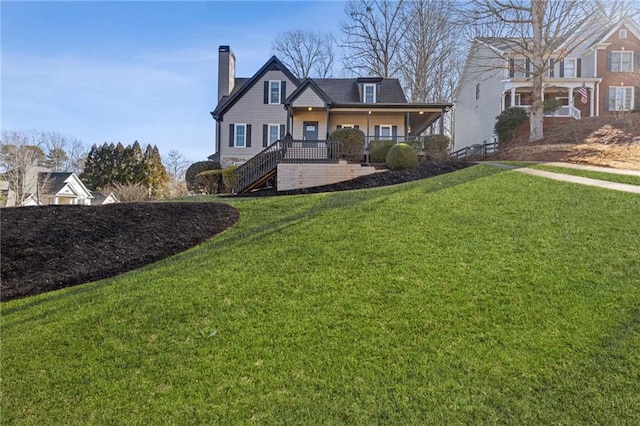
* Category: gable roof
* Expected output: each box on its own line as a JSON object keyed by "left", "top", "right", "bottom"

{"left": 211, "top": 56, "right": 300, "bottom": 120}
{"left": 284, "top": 78, "right": 333, "bottom": 106}
{"left": 590, "top": 18, "right": 640, "bottom": 47}
{"left": 39, "top": 172, "right": 93, "bottom": 199}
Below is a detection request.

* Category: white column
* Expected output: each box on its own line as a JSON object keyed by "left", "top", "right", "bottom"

{"left": 510, "top": 88, "right": 516, "bottom": 107}
{"left": 589, "top": 84, "right": 595, "bottom": 117}
{"left": 568, "top": 87, "right": 574, "bottom": 107}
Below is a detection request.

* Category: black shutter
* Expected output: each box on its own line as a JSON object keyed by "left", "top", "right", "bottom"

{"left": 246, "top": 124, "right": 252, "bottom": 147}
{"left": 374, "top": 125, "right": 380, "bottom": 138}
{"left": 577, "top": 58, "right": 582, "bottom": 77}
{"left": 607, "top": 52, "right": 612, "bottom": 71}
{"left": 376, "top": 84, "right": 380, "bottom": 103}
{"left": 634, "top": 51, "right": 639, "bottom": 70}
{"left": 392, "top": 126, "right": 398, "bottom": 141}
{"left": 264, "top": 81, "right": 269, "bottom": 104}
{"left": 509, "top": 59, "right": 515, "bottom": 78}
{"left": 263, "top": 124, "right": 268, "bottom": 147}
{"left": 280, "top": 124, "right": 286, "bottom": 138}
{"left": 604, "top": 88, "right": 611, "bottom": 111}
{"left": 229, "top": 124, "right": 235, "bottom": 147}
{"left": 281, "top": 81, "right": 286, "bottom": 104}
{"left": 525, "top": 58, "right": 531, "bottom": 77}
{"left": 559, "top": 61, "right": 564, "bottom": 78}
{"left": 635, "top": 86, "right": 640, "bottom": 110}
{"left": 549, "top": 59, "right": 555, "bottom": 77}
{"left": 336, "top": 125, "right": 342, "bottom": 129}
{"left": 354, "top": 125, "right": 360, "bottom": 130}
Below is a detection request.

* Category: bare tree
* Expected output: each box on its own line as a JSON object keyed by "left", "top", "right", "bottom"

{"left": 467, "top": 0, "right": 596, "bottom": 141}
{"left": 0, "top": 130, "right": 46, "bottom": 206}
{"left": 163, "top": 149, "right": 190, "bottom": 182}
{"left": 35, "top": 131, "right": 87, "bottom": 173}
{"left": 272, "top": 30, "right": 336, "bottom": 78}
{"left": 340, "top": 0, "right": 410, "bottom": 77}
{"left": 593, "top": 0, "right": 640, "bottom": 20}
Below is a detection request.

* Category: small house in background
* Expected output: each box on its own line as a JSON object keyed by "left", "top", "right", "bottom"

{"left": 37, "top": 172, "right": 93, "bottom": 206}
{"left": 90, "top": 191, "right": 119, "bottom": 206}
{"left": 21, "top": 194, "right": 43, "bottom": 206}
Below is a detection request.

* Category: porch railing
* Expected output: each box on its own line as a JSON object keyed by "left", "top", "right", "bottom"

{"left": 230, "top": 139, "right": 340, "bottom": 194}
{"left": 450, "top": 141, "right": 499, "bottom": 160}
{"left": 516, "top": 105, "right": 581, "bottom": 119}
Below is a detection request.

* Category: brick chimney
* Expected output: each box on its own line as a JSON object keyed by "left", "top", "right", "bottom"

{"left": 218, "top": 45, "right": 236, "bottom": 101}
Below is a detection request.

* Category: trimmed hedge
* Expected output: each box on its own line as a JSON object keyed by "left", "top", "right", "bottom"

{"left": 423, "top": 134, "right": 451, "bottom": 160}
{"left": 222, "top": 166, "right": 239, "bottom": 192}
{"left": 494, "top": 107, "right": 528, "bottom": 143}
{"left": 195, "top": 170, "right": 224, "bottom": 194}
{"left": 186, "top": 161, "right": 221, "bottom": 191}
{"left": 386, "top": 143, "right": 418, "bottom": 169}
{"left": 330, "top": 128, "right": 365, "bottom": 163}
{"left": 369, "top": 140, "right": 396, "bottom": 163}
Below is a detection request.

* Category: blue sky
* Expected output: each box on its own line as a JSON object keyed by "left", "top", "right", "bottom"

{"left": 1, "top": 1, "right": 346, "bottom": 162}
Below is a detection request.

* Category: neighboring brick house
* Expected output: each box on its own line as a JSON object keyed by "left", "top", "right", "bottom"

{"left": 453, "top": 17, "right": 640, "bottom": 150}
{"left": 210, "top": 46, "right": 452, "bottom": 168}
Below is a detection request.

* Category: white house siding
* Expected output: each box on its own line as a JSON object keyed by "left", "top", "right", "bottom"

{"left": 454, "top": 45, "right": 504, "bottom": 150}
{"left": 219, "top": 70, "right": 296, "bottom": 167}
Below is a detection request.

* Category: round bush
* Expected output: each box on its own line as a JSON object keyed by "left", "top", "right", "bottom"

{"left": 195, "top": 169, "right": 223, "bottom": 194}
{"left": 369, "top": 140, "right": 396, "bottom": 163}
{"left": 186, "top": 161, "right": 221, "bottom": 191}
{"left": 386, "top": 143, "right": 418, "bottom": 169}
{"left": 329, "top": 128, "right": 365, "bottom": 163}
{"left": 424, "top": 134, "right": 451, "bottom": 160}
{"left": 494, "top": 107, "right": 528, "bottom": 143}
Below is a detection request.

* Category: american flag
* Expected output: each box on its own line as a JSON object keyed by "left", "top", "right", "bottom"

{"left": 578, "top": 83, "right": 588, "bottom": 104}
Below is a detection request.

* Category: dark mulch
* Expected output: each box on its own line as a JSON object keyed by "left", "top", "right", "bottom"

{"left": 1, "top": 161, "right": 473, "bottom": 302}
{"left": 1, "top": 202, "right": 239, "bottom": 301}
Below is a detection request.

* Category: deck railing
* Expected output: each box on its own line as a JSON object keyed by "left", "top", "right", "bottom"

{"left": 450, "top": 141, "right": 499, "bottom": 160}
{"left": 231, "top": 139, "right": 340, "bottom": 194}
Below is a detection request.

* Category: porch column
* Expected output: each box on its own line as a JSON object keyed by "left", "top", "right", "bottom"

{"left": 440, "top": 108, "right": 445, "bottom": 134}
{"left": 568, "top": 87, "right": 574, "bottom": 108}
{"left": 510, "top": 88, "right": 516, "bottom": 107}
{"left": 366, "top": 111, "right": 370, "bottom": 141}
{"left": 589, "top": 84, "right": 595, "bottom": 117}
{"left": 406, "top": 111, "right": 410, "bottom": 139}
{"left": 326, "top": 107, "right": 330, "bottom": 139}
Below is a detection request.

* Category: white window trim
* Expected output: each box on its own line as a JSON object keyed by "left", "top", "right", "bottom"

{"left": 611, "top": 51, "right": 633, "bottom": 72}
{"left": 514, "top": 94, "right": 522, "bottom": 106}
{"left": 619, "top": 29, "right": 627, "bottom": 39}
{"left": 364, "top": 83, "right": 376, "bottom": 103}
{"left": 268, "top": 80, "right": 281, "bottom": 104}
{"left": 340, "top": 124, "right": 355, "bottom": 128}
{"left": 564, "top": 58, "right": 577, "bottom": 78}
{"left": 234, "top": 123, "right": 247, "bottom": 148}
{"left": 267, "top": 123, "right": 280, "bottom": 144}
{"left": 609, "top": 86, "right": 634, "bottom": 111}
{"left": 513, "top": 58, "right": 526, "bottom": 78}
{"left": 379, "top": 125, "right": 393, "bottom": 138}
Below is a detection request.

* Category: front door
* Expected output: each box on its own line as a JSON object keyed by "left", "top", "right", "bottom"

{"left": 303, "top": 121, "right": 318, "bottom": 140}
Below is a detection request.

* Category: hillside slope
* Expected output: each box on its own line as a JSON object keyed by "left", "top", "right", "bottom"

{"left": 488, "top": 113, "right": 640, "bottom": 170}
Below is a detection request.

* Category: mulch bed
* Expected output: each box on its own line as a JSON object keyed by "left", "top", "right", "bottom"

{"left": 1, "top": 161, "right": 473, "bottom": 301}
{"left": 1, "top": 202, "right": 239, "bottom": 301}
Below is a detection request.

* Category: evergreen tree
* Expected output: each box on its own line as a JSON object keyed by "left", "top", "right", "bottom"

{"left": 143, "top": 144, "right": 169, "bottom": 196}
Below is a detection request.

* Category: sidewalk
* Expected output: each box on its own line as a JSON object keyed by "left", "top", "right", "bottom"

{"left": 482, "top": 161, "right": 640, "bottom": 194}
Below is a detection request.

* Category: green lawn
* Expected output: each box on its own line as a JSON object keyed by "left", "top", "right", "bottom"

{"left": 2, "top": 165, "right": 640, "bottom": 424}
{"left": 529, "top": 164, "right": 640, "bottom": 186}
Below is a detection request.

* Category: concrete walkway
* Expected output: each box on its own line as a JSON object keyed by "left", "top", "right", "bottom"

{"left": 482, "top": 161, "right": 640, "bottom": 194}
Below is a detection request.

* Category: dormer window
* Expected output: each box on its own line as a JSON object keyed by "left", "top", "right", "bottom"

{"left": 364, "top": 83, "right": 376, "bottom": 103}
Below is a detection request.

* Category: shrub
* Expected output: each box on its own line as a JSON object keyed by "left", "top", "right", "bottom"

{"left": 103, "top": 182, "right": 149, "bottom": 202}
{"left": 423, "top": 134, "right": 451, "bottom": 160}
{"left": 494, "top": 107, "right": 528, "bottom": 143}
{"left": 195, "top": 169, "right": 224, "bottom": 194}
{"left": 185, "top": 161, "right": 221, "bottom": 192}
{"left": 221, "top": 166, "right": 239, "bottom": 193}
{"left": 369, "top": 140, "right": 396, "bottom": 163}
{"left": 329, "top": 128, "right": 365, "bottom": 162}
{"left": 543, "top": 98, "right": 563, "bottom": 115}
{"left": 386, "top": 143, "right": 418, "bottom": 169}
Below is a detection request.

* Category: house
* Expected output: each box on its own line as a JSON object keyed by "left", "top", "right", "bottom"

{"left": 37, "top": 172, "right": 93, "bottom": 206}
{"left": 210, "top": 46, "right": 452, "bottom": 192}
{"left": 90, "top": 191, "right": 119, "bottom": 206}
{"left": 454, "top": 16, "right": 640, "bottom": 150}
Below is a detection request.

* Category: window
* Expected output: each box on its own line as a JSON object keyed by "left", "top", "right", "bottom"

{"left": 611, "top": 51, "right": 633, "bottom": 72}
{"left": 564, "top": 59, "right": 576, "bottom": 78}
{"left": 619, "top": 29, "right": 627, "bottom": 39}
{"left": 513, "top": 58, "right": 526, "bottom": 77}
{"left": 379, "top": 125, "right": 392, "bottom": 138}
{"left": 340, "top": 124, "right": 355, "bottom": 128}
{"left": 364, "top": 83, "right": 376, "bottom": 103}
{"left": 269, "top": 81, "right": 281, "bottom": 104}
{"left": 608, "top": 87, "right": 633, "bottom": 111}
{"left": 235, "top": 124, "right": 246, "bottom": 148}
{"left": 268, "top": 124, "right": 280, "bottom": 144}
{"left": 475, "top": 83, "right": 480, "bottom": 100}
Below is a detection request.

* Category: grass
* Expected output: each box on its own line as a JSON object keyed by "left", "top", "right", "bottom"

{"left": 529, "top": 164, "right": 640, "bottom": 186}
{"left": 2, "top": 165, "right": 640, "bottom": 424}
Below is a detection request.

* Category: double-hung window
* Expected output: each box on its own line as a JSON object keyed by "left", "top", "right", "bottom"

{"left": 610, "top": 51, "right": 633, "bottom": 72}
{"left": 608, "top": 87, "right": 633, "bottom": 111}
{"left": 563, "top": 59, "right": 576, "bottom": 78}
{"left": 379, "top": 125, "right": 392, "bottom": 138}
{"left": 364, "top": 83, "right": 376, "bottom": 103}
{"left": 513, "top": 58, "right": 526, "bottom": 77}
{"left": 269, "top": 81, "right": 281, "bottom": 104}
{"left": 268, "top": 124, "right": 280, "bottom": 144}
{"left": 235, "top": 124, "right": 247, "bottom": 148}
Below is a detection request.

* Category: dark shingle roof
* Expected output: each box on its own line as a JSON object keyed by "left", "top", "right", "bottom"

{"left": 39, "top": 172, "right": 73, "bottom": 194}
{"left": 313, "top": 78, "right": 407, "bottom": 104}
